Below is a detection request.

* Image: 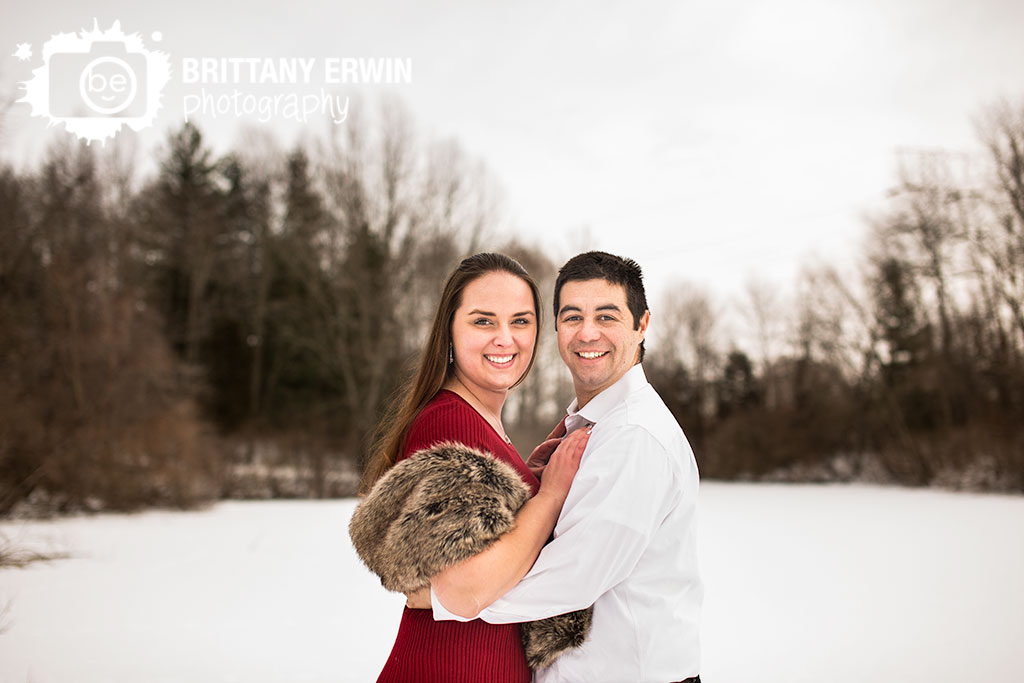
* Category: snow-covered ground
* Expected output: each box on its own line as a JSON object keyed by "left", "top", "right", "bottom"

{"left": 1, "top": 483, "right": 1022, "bottom": 683}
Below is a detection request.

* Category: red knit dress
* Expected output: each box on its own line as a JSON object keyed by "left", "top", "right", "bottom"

{"left": 375, "top": 390, "right": 540, "bottom": 683}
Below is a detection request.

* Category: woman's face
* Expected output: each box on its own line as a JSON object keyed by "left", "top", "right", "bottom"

{"left": 451, "top": 271, "right": 537, "bottom": 396}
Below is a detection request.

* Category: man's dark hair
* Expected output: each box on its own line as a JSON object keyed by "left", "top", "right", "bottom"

{"left": 553, "top": 251, "right": 649, "bottom": 362}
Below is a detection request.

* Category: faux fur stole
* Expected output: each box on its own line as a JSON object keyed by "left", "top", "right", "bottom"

{"left": 348, "top": 441, "right": 592, "bottom": 669}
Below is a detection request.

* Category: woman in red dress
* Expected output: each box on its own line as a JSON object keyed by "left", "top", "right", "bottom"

{"left": 358, "top": 253, "right": 588, "bottom": 683}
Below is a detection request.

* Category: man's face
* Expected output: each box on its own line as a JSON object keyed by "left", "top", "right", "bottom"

{"left": 556, "top": 278, "right": 649, "bottom": 408}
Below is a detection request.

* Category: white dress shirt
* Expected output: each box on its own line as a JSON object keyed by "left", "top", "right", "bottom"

{"left": 432, "top": 364, "right": 703, "bottom": 682}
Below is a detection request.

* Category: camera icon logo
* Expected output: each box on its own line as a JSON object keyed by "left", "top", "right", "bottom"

{"left": 19, "top": 20, "right": 171, "bottom": 144}
{"left": 50, "top": 42, "right": 148, "bottom": 118}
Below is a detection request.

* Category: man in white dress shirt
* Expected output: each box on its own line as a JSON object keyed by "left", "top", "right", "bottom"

{"left": 432, "top": 251, "right": 704, "bottom": 683}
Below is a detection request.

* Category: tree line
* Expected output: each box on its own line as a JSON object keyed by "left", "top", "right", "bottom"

{"left": 1, "top": 98, "right": 1022, "bottom": 515}
{"left": 648, "top": 100, "right": 1024, "bottom": 493}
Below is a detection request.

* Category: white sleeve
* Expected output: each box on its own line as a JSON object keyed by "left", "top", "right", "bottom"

{"left": 431, "top": 425, "right": 676, "bottom": 623}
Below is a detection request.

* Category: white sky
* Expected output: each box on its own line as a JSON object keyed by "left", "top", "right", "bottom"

{"left": 2, "top": 0, "right": 1023, "bottom": 317}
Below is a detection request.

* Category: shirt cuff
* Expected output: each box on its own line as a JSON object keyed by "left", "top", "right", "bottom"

{"left": 430, "top": 585, "right": 474, "bottom": 622}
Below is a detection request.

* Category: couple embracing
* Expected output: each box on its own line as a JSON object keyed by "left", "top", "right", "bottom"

{"left": 350, "top": 251, "right": 703, "bottom": 683}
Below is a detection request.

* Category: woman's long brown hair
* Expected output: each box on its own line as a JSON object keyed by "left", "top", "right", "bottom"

{"left": 359, "top": 253, "right": 542, "bottom": 493}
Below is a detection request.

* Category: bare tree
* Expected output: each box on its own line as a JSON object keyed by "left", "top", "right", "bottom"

{"left": 0, "top": 138, "right": 216, "bottom": 513}
{"left": 887, "top": 148, "right": 972, "bottom": 357}
{"left": 303, "top": 99, "right": 504, "bottom": 461}
{"left": 974, "top": 99, "right": 1024, "bottom": 341}
{"left": 739, "top": 276, "right": 786, "bottom": 408}
{"left": 647, "top": 282, "right": 721, "bottom": 457}
{"left": 655, "top": 281, "right": 720, "bottom": 396}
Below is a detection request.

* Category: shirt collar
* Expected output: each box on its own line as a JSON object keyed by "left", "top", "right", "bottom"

{"left": 566, "top": 363, "right": 648, "bottom": 426}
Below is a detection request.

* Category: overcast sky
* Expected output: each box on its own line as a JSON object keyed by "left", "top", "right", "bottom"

{"left": 3, "top": 0, "right": 1023, "bottom": 323}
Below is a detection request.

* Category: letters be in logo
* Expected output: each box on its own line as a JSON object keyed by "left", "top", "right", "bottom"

{"left": 20, "top": 21, "right": 171, "bottom": 144}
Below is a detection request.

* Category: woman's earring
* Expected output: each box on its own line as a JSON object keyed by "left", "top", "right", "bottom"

{"left": 448, "top": 343, "right": 454, "bottom": 365}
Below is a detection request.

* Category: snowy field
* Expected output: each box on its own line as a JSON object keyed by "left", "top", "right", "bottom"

{"left": 1, "top": 483, "right": 1022, "bottom": 683}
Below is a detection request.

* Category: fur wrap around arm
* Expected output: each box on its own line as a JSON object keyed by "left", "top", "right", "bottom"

{"left": 348, "top": 441, "right": 592, "bottom": 670}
